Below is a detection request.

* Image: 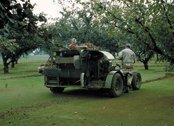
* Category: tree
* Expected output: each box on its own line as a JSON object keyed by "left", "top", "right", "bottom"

{"left": 0, "top": 22, "right": 46, "bottom": 72}
{"left": 47, "top": 1, "right": 121, "bottom": 55}
{"left": 131, "top": 36, "right": 155, "bottom": 70}
{"left": 54, "top": 0, "right": 157, "bottom": 69}
{"left": 112, "top": 1, "right": 172, "bottom": 58}
{"left": 73, "top": 0, "right": 174, "bottom": 69}
{"left": 135, "top": 45, "right": 154, "bottom": 70}
{"left": 0, "top": 0, "right": 47, "bottom": 73}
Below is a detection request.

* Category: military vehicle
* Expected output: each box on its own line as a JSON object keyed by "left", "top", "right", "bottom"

{"left": 44, "top": 47, "right": 141, "bottom": 97}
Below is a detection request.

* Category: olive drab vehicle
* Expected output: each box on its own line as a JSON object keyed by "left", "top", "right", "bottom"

{"left": 44, "top": 47, "right": 142, "bottom": 97}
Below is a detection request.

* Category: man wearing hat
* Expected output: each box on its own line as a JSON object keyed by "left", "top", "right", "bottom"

{"left": 117, "top": 43, "right": 136, "bottom": 88}
{"left": 118, "top": 43, "right": 136, "bottom": 87}
{"left": 118, "top": 43, "right": 136, "bottom": 70}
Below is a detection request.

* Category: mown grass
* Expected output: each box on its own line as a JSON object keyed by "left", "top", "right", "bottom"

{"left": 1, "top": 78, "right": 174, "bottom": 126}
{"left": 0, "top": 55, "right": 49, "bottom": 79}
{"left": 0, "top": 55, "right": 174, "bottom": 126}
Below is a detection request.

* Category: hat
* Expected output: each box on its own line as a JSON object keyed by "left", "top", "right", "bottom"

{"left": 126, "top": 43, "right": 131, "bottom": 48}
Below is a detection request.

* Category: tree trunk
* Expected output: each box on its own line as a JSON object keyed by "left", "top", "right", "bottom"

{"left": 11, "top": 61, "right": 15, "bottom": 68}
{"left": 3, "top": 63, "right": 9, "bottom": 73}
{"left": 11, "top": 56, "right": 16, "bottom": 68}
{"left": 170, "top": 59, "right": 174, "bottom": 66}
{"left": 156, "top": 54, "right": 159, "bottom": 61}
{"left": 142, "top": 51, "right": 154, "bottom": 70}
{"left": 1, "top": 53, "right": 9, "bottom": 73}
{"left": 143, "top": 60, "right": 149, "bottom": 70}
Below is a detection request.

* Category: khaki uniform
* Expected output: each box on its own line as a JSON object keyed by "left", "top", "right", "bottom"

{"left": 118, "top": 47, "right": 136, "bottom": 85}
{"left": 118, "top": 48, "right": 135, "bottom": 69}
{"left": 118, "top": 48, "right": 135, "bottom": 64}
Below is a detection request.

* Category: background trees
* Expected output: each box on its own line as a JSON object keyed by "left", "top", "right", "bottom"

{"left": 106, "top": 1, "right": 172, "bottom": 60}
{"left": 72, "top": 0, "right": 174, "bottom": 69}
{"left": 46, "top": 3, "right": 120, "bottom": 56}
{"left": 1, "top": 0, "right": 174, "bottom": 72}
{"left": 0, "top": 0, "right": 46, "bottom": 73}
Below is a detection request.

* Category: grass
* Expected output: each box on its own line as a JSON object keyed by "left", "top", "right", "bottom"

{"left": 0, "top": 55, "right": 174, "bottom": 126}
{"left": 0, "top": 55, "right": 49, "bottom": 79}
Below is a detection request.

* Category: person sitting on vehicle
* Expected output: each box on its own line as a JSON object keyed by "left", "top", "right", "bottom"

{"left": 118, "top": 43, "right": 136, "bottom": 70}
{"left": 118, "top": 43, "right": 136, "bottom": 87}
{"left": 68, "top": 38, "right": 78, "bottom": 47}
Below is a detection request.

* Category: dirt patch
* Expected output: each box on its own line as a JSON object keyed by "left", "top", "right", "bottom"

{"left": 0, "top": 96, "right": 83, "bottom": 120}
{"left": 25, "top": 70, "right": 38, "bottom": 72}
{"left": 0, "top": 74, "right": 42, "bottom": 80}
{"left": 0, "top": 89, "right": 15, "bottom": 93}
{"left": 1, "top": 72, "right": 174, "bottom": 85}
{"left": 142, "top": 74, "right": 174, "bottom": 84}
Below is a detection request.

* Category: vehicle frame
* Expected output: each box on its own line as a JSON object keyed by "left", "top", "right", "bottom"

{"left": 44, "top": 47, "right": 142, "bottom": 97}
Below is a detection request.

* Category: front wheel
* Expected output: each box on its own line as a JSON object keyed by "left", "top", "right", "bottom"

{"left": 50, "top": 87, "right": 64, "bottom": 93}
{"left": 132, "top": 72, "right": 142, "bottom": 90}
{"left": 109, "top": 73, "right": 123, "bottom": 97}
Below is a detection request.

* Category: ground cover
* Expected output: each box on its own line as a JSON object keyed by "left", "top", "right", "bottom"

{"left": 0, "top": 55, "right": 174, "bottom": 126}
{"left": 0, "top": 55, "right": 49, "bottom": 79}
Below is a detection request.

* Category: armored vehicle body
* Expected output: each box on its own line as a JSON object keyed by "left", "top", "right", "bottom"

{"left": 44, "top": 47, "right": 141, "bottom": 97}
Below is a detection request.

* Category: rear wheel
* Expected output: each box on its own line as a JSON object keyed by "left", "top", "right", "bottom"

{"left": 132, "top": 72, "right": 142, "bottom": 90}
{"left": 50, "top": 87, "right": 64, "bottom": 93}
{"left": 109, "top": 73, "right": 123, "bottom": 97}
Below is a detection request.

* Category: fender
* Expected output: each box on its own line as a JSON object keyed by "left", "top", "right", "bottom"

{"left": 104, "top": 70, "right": 123, "bottom": 88}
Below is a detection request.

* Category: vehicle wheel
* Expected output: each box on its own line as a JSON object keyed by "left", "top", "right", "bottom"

{"left": 50, "top": 87, "right": 64, "bottom": 93}
{"left": 132, "top": 71, "right": 142, "bottom": 90}
{"left": 109, "top": 73, "right": 123, "bottom": 97}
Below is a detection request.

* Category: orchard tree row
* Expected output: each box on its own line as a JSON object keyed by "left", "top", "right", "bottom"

{"left": 79, "top": 0, "right": 174, "bottom": 69}
{"left": 0, "top": 0, "right": 49, "bottom": 73}
{"left": 50, "top": 0, "right": 174, "bottom": 70}
{"left": 1, "top": 0, "right": 174, "bottom": 73}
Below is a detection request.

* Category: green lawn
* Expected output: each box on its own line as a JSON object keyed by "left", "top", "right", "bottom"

{"left": 0, "top": 55, "right": 49, "bottom": 79}
{"left": 0, "top": 55, "right": 174, "bottom": 126}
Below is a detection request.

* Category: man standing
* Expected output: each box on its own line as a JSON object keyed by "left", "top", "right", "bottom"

{"left": 118, "top": 43, "right": 136, "bottom": 70}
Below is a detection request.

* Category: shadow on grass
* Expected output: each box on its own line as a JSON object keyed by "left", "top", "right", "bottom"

{"left": 51, "top": 88, "right": 111, "bottom": 99}
{"left": 47, "top": 88, "right": 115, "bottom": 99}
{"left": 49, "top": 87, "right": 142, "bottom": 100}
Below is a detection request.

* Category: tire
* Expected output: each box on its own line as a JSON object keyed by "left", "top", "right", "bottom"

{"left": 50, "top": 87, "right": 64, "bottom": 93}
{"left": 109, "top": 73, "right": 123, "bottom": 97}
{"left": 132, "top": 71, "right": 142, "bottom": 90}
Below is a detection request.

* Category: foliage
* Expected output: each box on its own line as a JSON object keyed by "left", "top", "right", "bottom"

{"left": 71, "top": 0, "right": 174, "bottom": 70}
{"left": 48, "top": 1, "right": 121, "bottom": 55}
{"left": 96, "top": 1, "right": 173, "bottom": 60}
{"left": 0, "top": 0, "right": 46, "bottom": 30}
{"left": 0, "top": 38, "right": 18, "bottom": 53}
{"left": 0, "top": 0, "right": 47, "bottom": 73}
{"left": 133, "top": 41, "right": 154, "bottom": 70}
{"left": 164, "top": 64, "right": 174, "bottom": 72}
{"left": 53, "top": 0, "right": 160, "bottom": 69}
